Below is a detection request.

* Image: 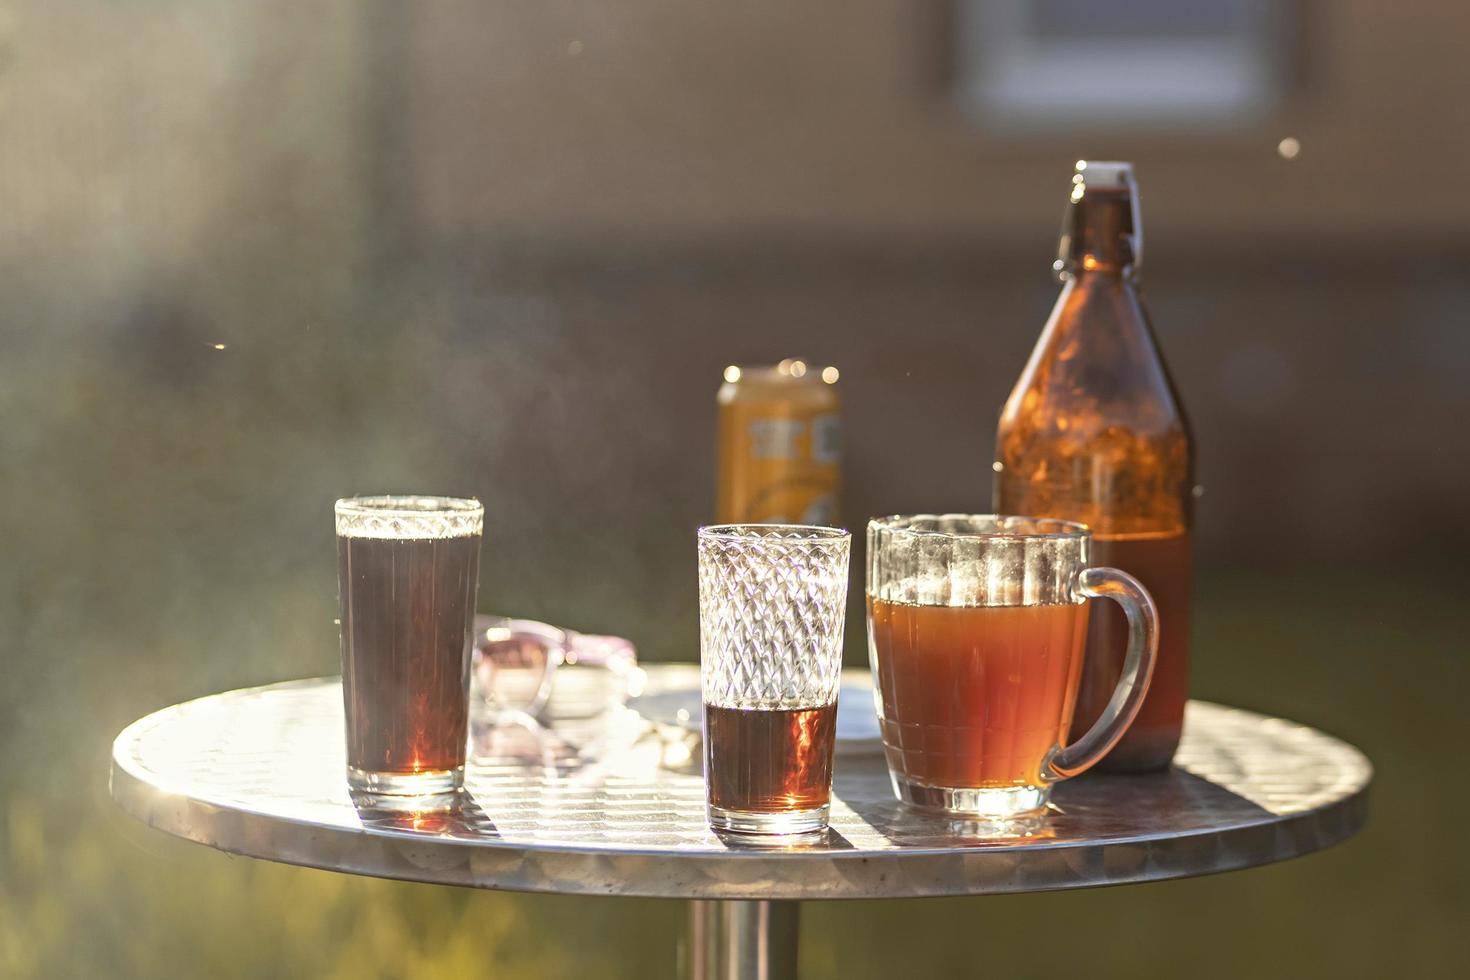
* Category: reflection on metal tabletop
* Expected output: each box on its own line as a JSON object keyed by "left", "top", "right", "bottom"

{"left": 110, "top": 665, "right": 1370, "bottom": 900}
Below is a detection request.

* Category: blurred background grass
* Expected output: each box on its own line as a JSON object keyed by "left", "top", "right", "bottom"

{"left": 3, "top": 1, "right": 1467, "bottom": 977}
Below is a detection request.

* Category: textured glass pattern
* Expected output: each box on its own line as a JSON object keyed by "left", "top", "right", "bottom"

{"left": 867, "top": 514, "right": 1087, "bottom": 607}
{"left": 698, "top": 525, "right": 850, "bottom": 710}
{"left": 335, "top": 495, "right": 483, "bottom": 540}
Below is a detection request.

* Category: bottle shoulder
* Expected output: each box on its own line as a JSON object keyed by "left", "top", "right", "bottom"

{"left": 994, "top": 277, "right": 1193, "bottom": 534}
{"left": 999, "top": 277, "right": 1189, "bottom": 440}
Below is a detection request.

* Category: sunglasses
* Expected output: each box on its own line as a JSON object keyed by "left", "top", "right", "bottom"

{"left": 471, "top": 615, "right": 640, "bottom": 719}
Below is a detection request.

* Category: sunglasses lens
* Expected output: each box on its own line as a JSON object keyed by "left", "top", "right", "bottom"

{"left": 475, "top": 632, "right": 554, "bottom": 711}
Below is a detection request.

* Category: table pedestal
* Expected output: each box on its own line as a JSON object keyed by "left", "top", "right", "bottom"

{"left": 689, "top": 900, "right": 798, "bottom": 980}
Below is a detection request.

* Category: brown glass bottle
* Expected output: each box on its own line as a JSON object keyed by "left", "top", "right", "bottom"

{"left": 993, "top": 162, "right": 1194, "bottom": 772}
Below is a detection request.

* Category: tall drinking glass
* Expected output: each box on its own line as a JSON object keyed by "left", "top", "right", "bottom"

{"left": 698, "top": 524, "right": 851, "bottom": 836}
{"left": 336, "top": 495, "right": 483, "bottom": 810}
{"left": 867, "top": 515, "right": 1158, "bottom": 818}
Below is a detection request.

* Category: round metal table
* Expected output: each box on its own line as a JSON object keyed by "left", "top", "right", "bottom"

{"left": 110, "top": 666, "right": 1371, "bottom": 979}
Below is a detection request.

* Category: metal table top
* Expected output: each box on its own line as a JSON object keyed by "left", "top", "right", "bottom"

{"left": 110, "top": 666, "right": 1370, "bottom": 901}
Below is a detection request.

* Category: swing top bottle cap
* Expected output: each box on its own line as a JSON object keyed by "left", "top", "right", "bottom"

{"left": 1072, "top": 160, "right": 1134, "bottom": 190}
{"left": 1057, "top": 161, "right": 1143, "bottom": 279}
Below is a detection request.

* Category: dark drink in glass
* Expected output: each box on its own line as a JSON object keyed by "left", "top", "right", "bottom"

{"left": 703, "top": 703, "right": 838, "bottom": 815}
{"left": 336, "top": 495, "right": 483, "bottom": 810}
{"left": 697, "top": 524, "right": 851, "bottom": 836}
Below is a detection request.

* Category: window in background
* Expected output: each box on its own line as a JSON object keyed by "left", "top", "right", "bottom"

{"left": 954, "top": 0, "right": 1296, "bottom": 129}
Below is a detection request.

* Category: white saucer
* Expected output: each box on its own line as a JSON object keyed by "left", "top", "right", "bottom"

{"left": 628, "top": 665, "right": 884, "bottom": 756}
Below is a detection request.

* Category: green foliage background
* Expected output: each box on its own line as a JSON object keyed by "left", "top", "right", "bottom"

{"left": 0, "top": 307, "right": 1461, "bottom": 975}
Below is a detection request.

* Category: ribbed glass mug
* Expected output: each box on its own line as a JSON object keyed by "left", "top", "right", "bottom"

{"left": 866, "top": 515, "right": 1158, "bottom": 818}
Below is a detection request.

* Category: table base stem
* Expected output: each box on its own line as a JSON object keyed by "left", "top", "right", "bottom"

{"left": 687, "top": 900, "right": 799, "bottom": 980}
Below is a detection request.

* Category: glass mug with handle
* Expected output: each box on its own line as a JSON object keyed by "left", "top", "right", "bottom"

{"left": 866, "top": 514, "right": 1159, "bottom": 818}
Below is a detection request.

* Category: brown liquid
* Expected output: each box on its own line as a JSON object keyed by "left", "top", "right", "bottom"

{"left": 868, "top": 599, "right": 1088, "bottom": 788}
{"left": 1071, "top": 531, "right": 1192, "bottom": 770}
{"left": 994, "top": 163, "right": 1194, "bottom": 772}
{"left": 704, "top": 703, "right": 837, "bottom": 813}
{"left": 338, "top": 532, "right": 480, "bottom": 775}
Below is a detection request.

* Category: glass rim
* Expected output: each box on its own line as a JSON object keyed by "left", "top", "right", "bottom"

{"left": 867, "top": 513, "right": 1089, "bottom": 542}
{"left": 698, "top": 523, "right": 851, "bottom": 544}
{"left": 335, "top": 494, "right": 482, "bottom": 517}
{"left": 335, "top": 495, "right": 483, "bottom": 540}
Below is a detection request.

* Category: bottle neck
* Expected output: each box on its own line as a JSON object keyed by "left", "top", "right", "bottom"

{"left": 1073, "top": 192, "right": 1134, "bottom": 274}
{"left": 1055, "top": 183, "right": 1143, "bottom": 283}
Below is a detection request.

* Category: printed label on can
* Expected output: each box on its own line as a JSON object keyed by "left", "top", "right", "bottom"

{"left": 748, "top": 419, "right": 804, "bottom": 460}
{"left": 810, "top": 414, "right": 841, "bottom": 465}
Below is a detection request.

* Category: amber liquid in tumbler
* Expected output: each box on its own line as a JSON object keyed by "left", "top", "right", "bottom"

{"left": 868, "top": 599, "right": 1088, "bottom": 788}
{"left": 338, "top": 533, "right": 480, "bottom": 777}
{"left": 995, "top": 166, "right": 1193, "bottom": 771}
{"left": 704, "top": 703, "right": 837, "bottom": 814}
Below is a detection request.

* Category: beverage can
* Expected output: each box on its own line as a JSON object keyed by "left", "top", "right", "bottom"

{"left": 716, "top": 359, "right": 841, "bottom": 525}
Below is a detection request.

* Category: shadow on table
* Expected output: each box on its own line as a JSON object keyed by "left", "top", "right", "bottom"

{"left": 353, "top": 789, "right": 502, "bottom": 839}
{"left": 832, "top": 766, "right": 1275, "bottom": 848}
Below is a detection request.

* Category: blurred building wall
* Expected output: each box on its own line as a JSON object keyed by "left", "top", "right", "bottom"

{"left": 391, "top": 0, "right": 1470, "bottom": 567}
{"left": 401, "top": 0, "right": 1470, "bottom": 240}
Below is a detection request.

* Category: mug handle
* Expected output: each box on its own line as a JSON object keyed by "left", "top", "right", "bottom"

{"left": 1044, "top": 567, "right": 1160, "bottom": 780}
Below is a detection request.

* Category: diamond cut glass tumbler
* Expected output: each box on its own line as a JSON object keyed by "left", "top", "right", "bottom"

{"left": 698, "top": 524, "right": 851, "bottom": 836}
{"left": 867, "top": 515, "right": 1158, "bottom": 819}
{"left": 337, "top": 495, "right": 483, "bottom": 811}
